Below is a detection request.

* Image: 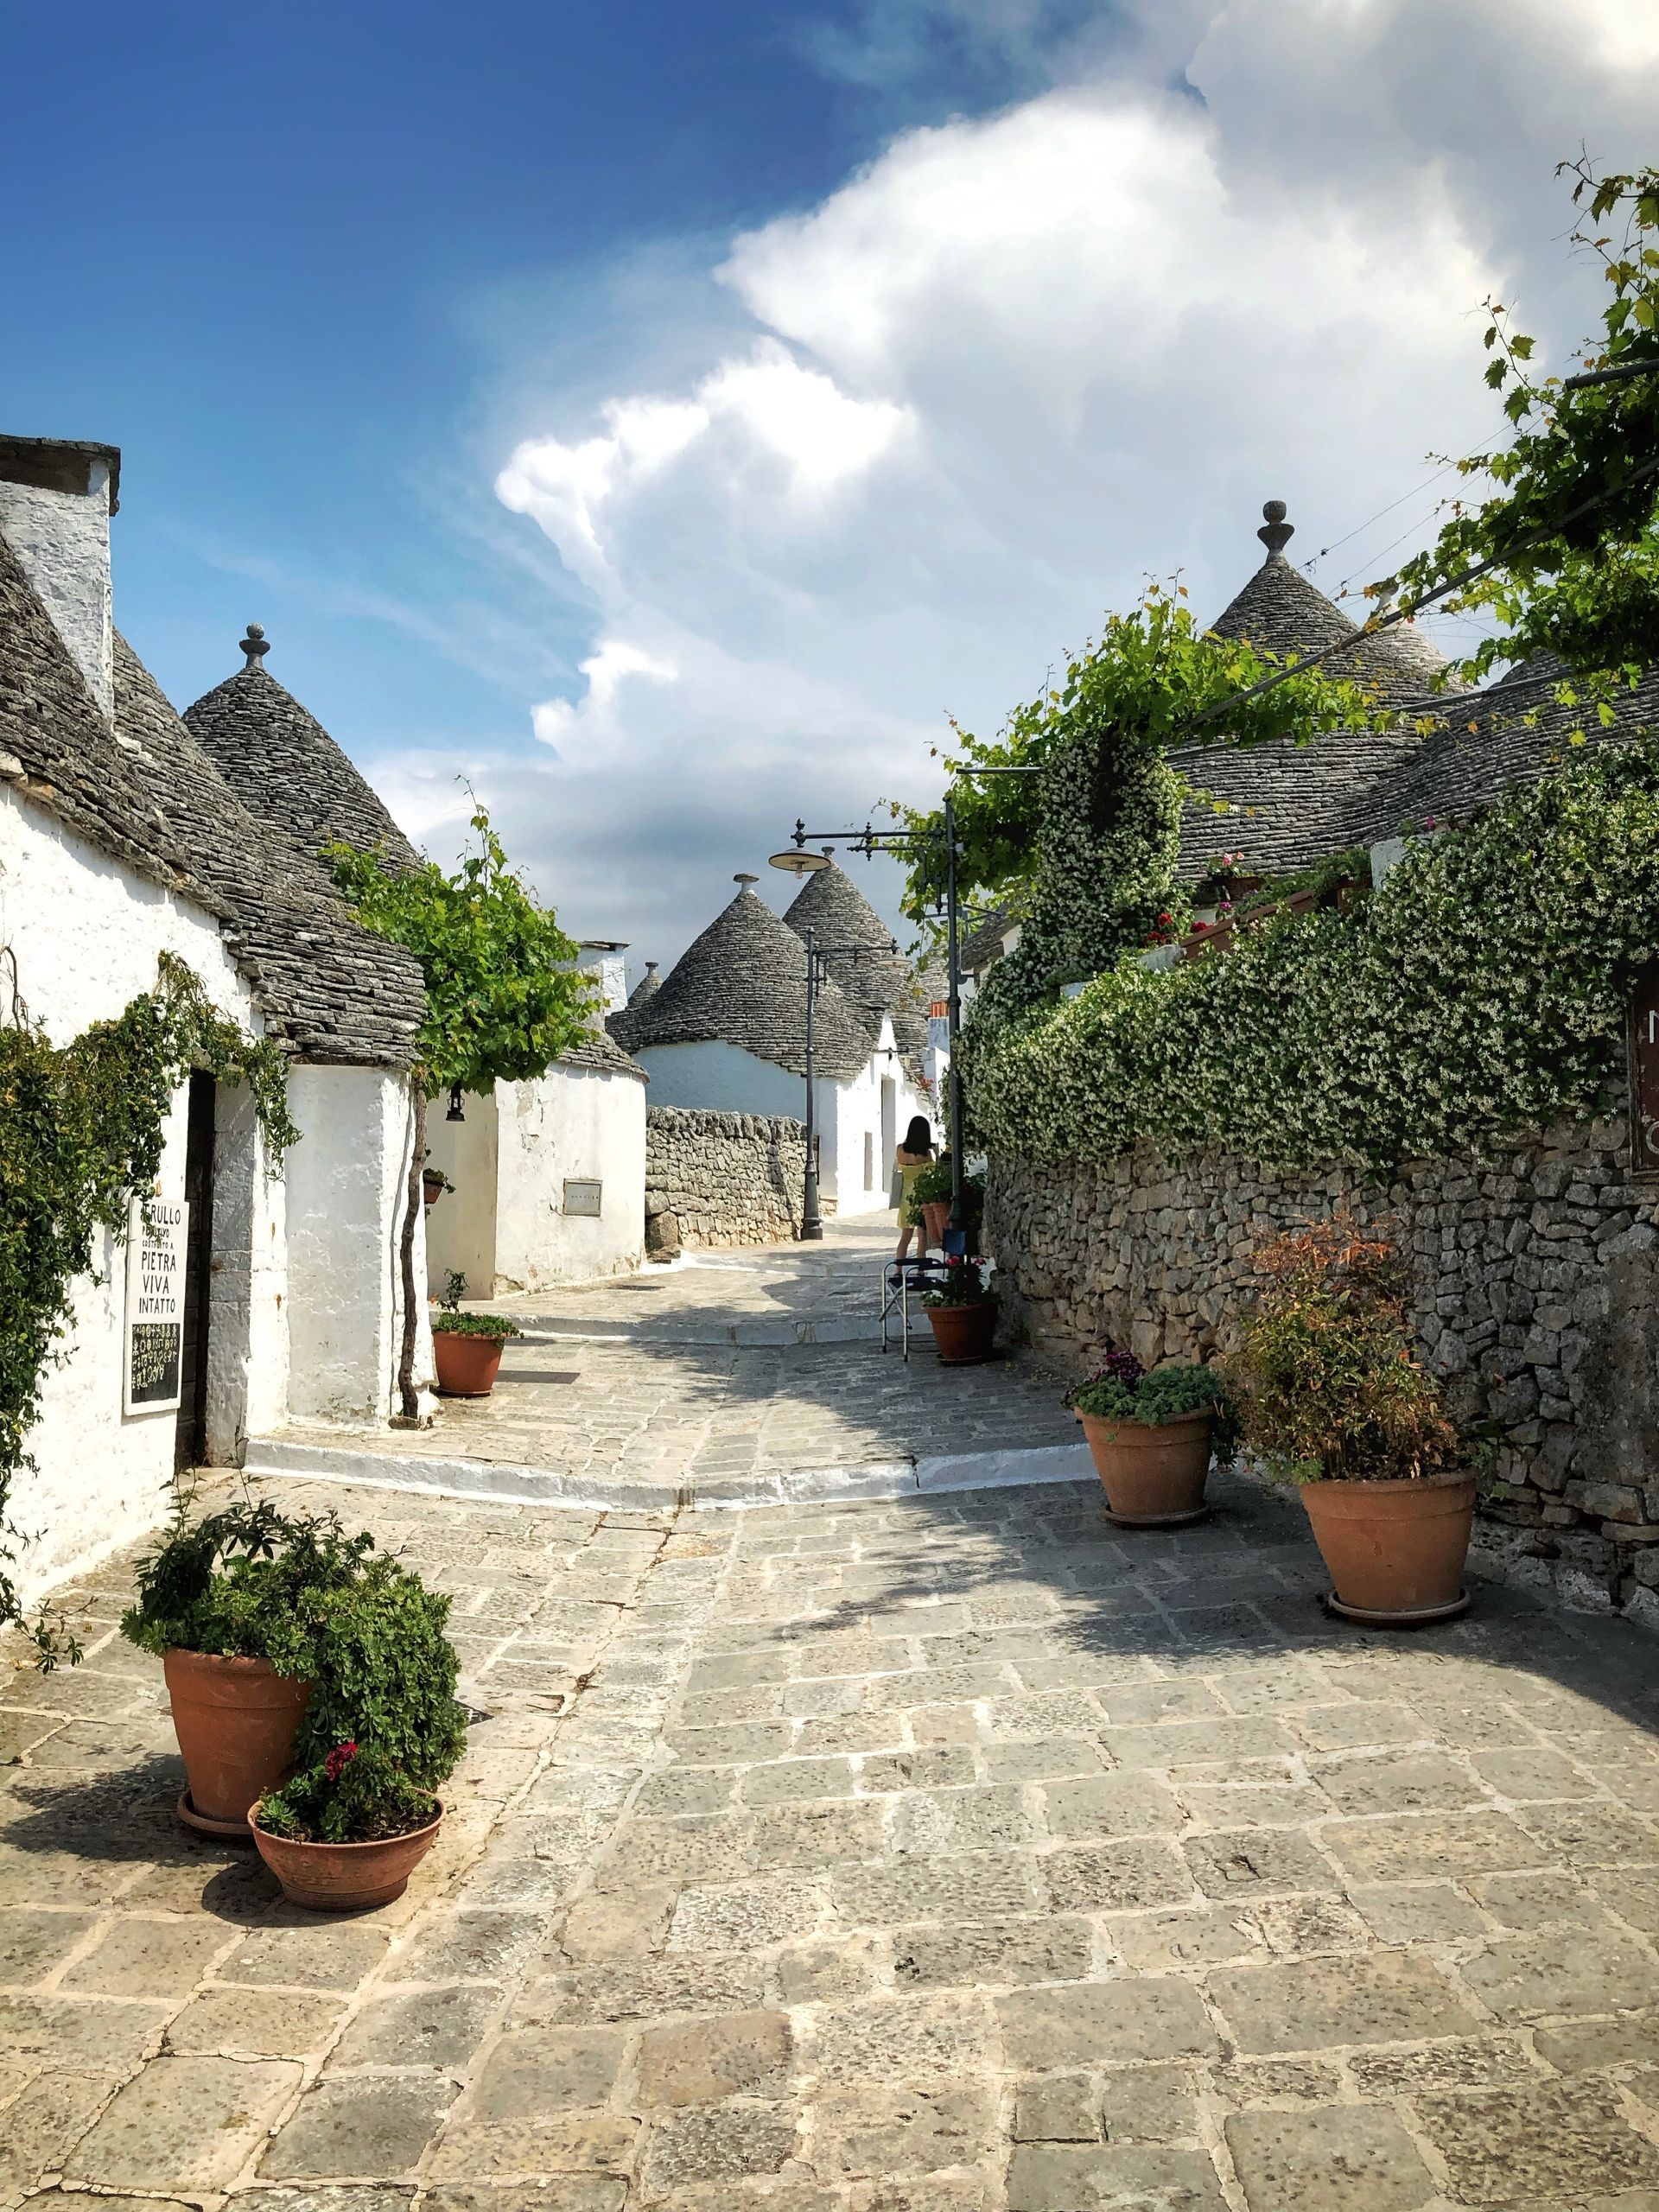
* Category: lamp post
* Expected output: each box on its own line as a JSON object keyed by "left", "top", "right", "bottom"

{"left": 772, "top": 795, "right": 969, "bottom": 1240}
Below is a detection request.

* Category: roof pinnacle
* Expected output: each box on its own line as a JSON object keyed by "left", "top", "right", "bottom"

{"left": 1257, "top": 500, "right": 1294, "bottom": 560}
{"left": 238, "top": 623, "right": 270, "bottom": 670}
{"left": 734, "top": 872, "right": 759, "bottom": 888}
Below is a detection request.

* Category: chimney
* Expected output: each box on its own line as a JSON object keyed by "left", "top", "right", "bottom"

{"left": 575, "top": 939, "right": 630, "bottom": 1014}
{"left": 0, "top": 435, "right": 121, "bottom": 721}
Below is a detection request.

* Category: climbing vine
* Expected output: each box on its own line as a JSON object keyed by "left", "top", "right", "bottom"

{"left": 0, "top": 950, "right": 297, "bottom": 1658}
{"left": 1383, "top": 158, "right": 1659, "bottom": 719}
{"left": 960, "top": 740, "right": 1659, "bottom": 1173}
{"left": 885, "top": 585, "right": 1401, "bottom": 977}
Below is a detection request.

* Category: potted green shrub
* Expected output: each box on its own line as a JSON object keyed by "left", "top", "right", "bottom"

{"left": 123, "top": 1497, "right": 368, "bottom": 1837}
{"left": 921, "top": 1257, "right": 999, "bottom": 1363}
{"left": 124, "top": 1497, "right": 467, "bottom": 1865}
{"left": 1065, "top": 1353, "right": 1235, "bottom": 1526}
{"left": 1230, "top": 1215, "right": 1472, "bottom": 1624}
{"left": 430, "top": 1270, "right": 521, "bottom": 1396}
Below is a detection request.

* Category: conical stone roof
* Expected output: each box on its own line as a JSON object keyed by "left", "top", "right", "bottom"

{"left": 626, "top": 960, "right": 662, "bottom": 1007}
{"left": 184, "top": 630, "right": 419, "bottom": 870}
{"left": 784, "top": 861, "right": 926, "bottom": 1067}
{"left": 611, "top": 878, "right": 875, "bottom": 1081}
{"left": 1208, "top": 501, "right": 1459, "bottom": 703}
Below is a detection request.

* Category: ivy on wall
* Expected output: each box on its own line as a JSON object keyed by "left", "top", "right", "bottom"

{"left": 960, "top": 741, "right": 1659, "bottom": 1173}
{"left": 0, "top": 950, "right": 297, "bottom": 1657}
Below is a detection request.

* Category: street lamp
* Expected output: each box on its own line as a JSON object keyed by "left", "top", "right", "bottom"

{"left": 772, "top": 802, "right": 970, "bottom": 1242}
{"left": 773, "top": 767, "right": 1042, "bottom": 1246}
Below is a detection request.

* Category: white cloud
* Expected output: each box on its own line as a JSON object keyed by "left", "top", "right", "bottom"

{"left": 467, "top": 0, "right": 1659, "bottom": 973}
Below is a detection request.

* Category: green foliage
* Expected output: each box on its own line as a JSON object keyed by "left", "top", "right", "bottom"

{"left": 256, "top": 1745, "right": 436, "bottom": 1847}
{"left": 433, "top": 1269, "right": 520, "bottom": 1342}
{"left": 1229, "top": 1217, "right": 1458, "bottom": 1484}
{"left": 327, "top": 804, "right": 593, "bottom": 1093}
{"left": 0, "top": 955, "right": 297, "bottom": 1662}
{"left": 430, "top": 1312, "right": 522, "bottom": 1341}
{"left": 1384, "top": 159, "right": 1659, "bottom": 724}
{"left": 961, "top": 741, "right": 1659, "bottom": 1173}
{"left": 1066, "top": 1357, "right": 1236, "bottom": 1447}
{"left": 121, "top": 1492, "right": 373, "bottom": 1669}
{"left": 124, "top": 1488, "right": 467, "bottom": 1804}
{"left": 919, "top": 1258, "right": 999, "bottom": 1309}
{"left": 883, "top": 585, "right": 1395, "bottom": 961}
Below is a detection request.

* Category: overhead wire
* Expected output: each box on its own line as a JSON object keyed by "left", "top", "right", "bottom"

{"left": 1301, "top": 462, "right": 1460, "bottom": 577}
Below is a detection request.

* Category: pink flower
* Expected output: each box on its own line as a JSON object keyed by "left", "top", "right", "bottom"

{"left": 325, "top": 1741, "right": 359, "bottom": 1783}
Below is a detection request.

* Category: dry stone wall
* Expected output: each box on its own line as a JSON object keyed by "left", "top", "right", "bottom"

{"left": 987, "top": 1105, "right": 1659, "bottom": 1622}
{"left": 645, "top": 1105, "right": 808, "bottom": 1254}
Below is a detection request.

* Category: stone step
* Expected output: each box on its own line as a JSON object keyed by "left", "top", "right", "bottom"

{"left": 243, "top": 1433, "right": 1096, "bottom": 1513}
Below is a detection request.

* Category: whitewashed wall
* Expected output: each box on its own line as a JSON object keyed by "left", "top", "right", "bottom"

{"left": 823, "top": 1019, "right": 927, "bottom": 1218}
{"left": 0, "top": 791, "right": 264, "bottom": 1603}
{"left": 632, "top": 1039, "right": 805, "bottom": 1118}
{"left": 285, "top": 1066, "right": 434, "bottom": 1424}
{"left": 426, "top": 1065, "right": 647, "bottom": 1294}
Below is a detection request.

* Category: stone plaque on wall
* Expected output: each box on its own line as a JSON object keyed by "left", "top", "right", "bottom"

{"left": 563, "top": 1179, "right": 603, "bottom": 1217}
{"left": 124, "top": 1198, "right": 188, "bottom": 1415}
{"left": 1630, "top": 961, "right": 1659, "bottom": 1176}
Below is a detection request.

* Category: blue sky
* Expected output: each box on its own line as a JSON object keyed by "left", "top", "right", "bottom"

{"left": 5, "top": 1, "right": 1656, "bottom": 971}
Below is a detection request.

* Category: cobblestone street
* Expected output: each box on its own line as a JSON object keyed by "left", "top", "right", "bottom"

{"left": 7, "top": 1431, "right": 1659, "bottom": 2208}
{"left": 252, "top": 1220, "right": 1086, "bottom": 1507}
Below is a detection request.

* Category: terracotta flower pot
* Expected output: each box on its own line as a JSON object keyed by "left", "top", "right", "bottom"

{"left": 921, "top": 1200, "right": 952, "bottom": 1248}
{"left": 1077, "top": 1409, "right": 1214, "bottom": 1527}
{"left": 1300, "top": 1468, "right": 1477, "bottom": 1624}
{"left": 926, "top": 1301, "right": 998, "bottom": 1364}
{"left": 422, "top": 1173, "right": 447, "bottom": 1205}
{"left": 432, "top": 1330, "right": 505, "bottom": 1396}
{"left": 250, "top": 1799, "right": 443, "bottom": 1912}
{"left": 163, "top": 1649, "right": 310, "bottom": 1835}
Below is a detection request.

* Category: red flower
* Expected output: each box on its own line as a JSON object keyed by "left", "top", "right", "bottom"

{"left": 325, "top": 1741, "right": 359, "bottom": 1782}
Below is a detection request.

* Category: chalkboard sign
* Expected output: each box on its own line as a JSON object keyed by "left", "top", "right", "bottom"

{"left": 124, "top": 1198, "right": 188, "bottom": 1415}
{"left": 1630, "top": 961, "right": 1659, "bottom": 1176}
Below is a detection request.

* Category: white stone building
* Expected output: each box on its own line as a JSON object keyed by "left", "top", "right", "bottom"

{"left": 611, "top": 872, "right": 927, "bottom": 1217}
{"left": 0, "top": 435, "right": 433, "bottom": 1605}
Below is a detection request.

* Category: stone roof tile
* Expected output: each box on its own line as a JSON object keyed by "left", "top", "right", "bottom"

{"left": 0, "top": 532, "right": 424, "bottom": 1066}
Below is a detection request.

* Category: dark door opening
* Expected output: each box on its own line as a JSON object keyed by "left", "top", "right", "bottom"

{"left": 175, "top": 1072, "right": 216, "bottom": 1473}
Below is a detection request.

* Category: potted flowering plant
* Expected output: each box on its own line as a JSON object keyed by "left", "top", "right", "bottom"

{"left": 1230, "top": 1214, "right": 1471, "bottom": 1624}
{"left": 421, "top": 1158, "right": 453, "bottom": 1206}
{"left": 430, "top": 1269, "right": 521, "bottom": 1396}
{"left": 251, "top": 1742, "right": 445, "bottom": 1911}
{"left": 124, "top": 1494, "right": 465, "bottom": 1856}
{"left": 1065, "top": 1353, "right": 1234, "bottom": 1525}
{"left": 921, "top": 1257, "right": 999, "bottom": 1363}
{"left": 249, "top": 1544, "right": 466, "bottom": 1909}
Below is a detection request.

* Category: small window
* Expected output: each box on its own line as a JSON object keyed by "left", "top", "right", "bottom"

{"left": 563, "top": 1179, "right": 603, "bottom": 1217}
{"left": 864, "top": 1131, "right": 874, "bottom": 1190}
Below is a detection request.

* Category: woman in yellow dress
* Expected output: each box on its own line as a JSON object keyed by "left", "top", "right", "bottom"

{"left": 892, "top": 1115, "right": 936, "bottom": 1272}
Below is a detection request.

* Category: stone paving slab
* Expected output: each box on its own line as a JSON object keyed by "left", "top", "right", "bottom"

{"left": 6, "top": 1465, "right": 1659, "bottom": 2206}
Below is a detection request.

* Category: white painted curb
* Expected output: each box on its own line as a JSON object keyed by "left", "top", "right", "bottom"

{"left": 244, "top": 1435, "right": 1097, "bottom": 1514}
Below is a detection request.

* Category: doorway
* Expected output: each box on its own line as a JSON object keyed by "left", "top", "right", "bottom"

{"left": 880, "top": 1076, "right": 897, "bottom": 1198}
{"left": 175, "top": 1072, "right": 216, "bottom": 1472}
